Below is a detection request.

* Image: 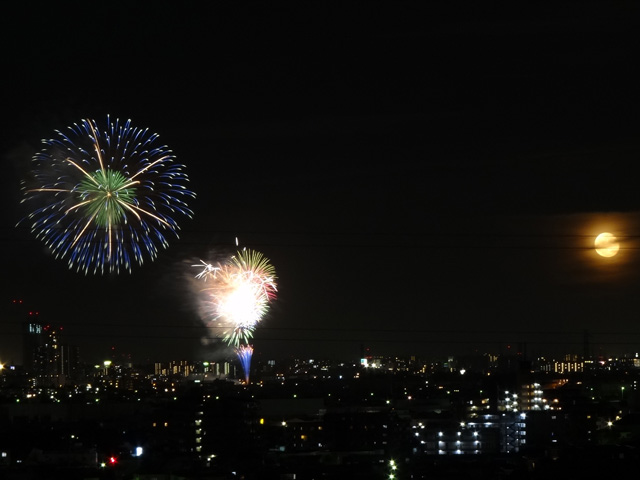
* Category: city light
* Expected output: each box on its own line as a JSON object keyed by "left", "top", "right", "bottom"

{"left": 2, "top": 341, "right": 640, "bottom": 474}
{"left": 3, "top": 4, "right": 638, "bottom": 479}
{"left": 388, "top": 459, "right": 398, "bottom": 479}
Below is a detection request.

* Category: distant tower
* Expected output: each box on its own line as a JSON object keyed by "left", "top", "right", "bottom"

{"left": 21, "top": 310, "right": 45, "bottom": 373}
{"left": 517, "top": 342, "right": 527, "bottom": 360}
{"left": 583, "top": 329, "right": 590, "bottom": 361}
{"left": 360, "top": 344, "right": 372, "bottom": 360}
{"left": 22, "top": 316, "right": 69, "bottom": 386}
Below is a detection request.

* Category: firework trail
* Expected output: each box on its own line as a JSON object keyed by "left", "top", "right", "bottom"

{"left": 193, "top": 248, "right": 277, "bottom": 348}
{"left": 18, "top": 116, "right": 196, "bottom": 274}
{"left": 236, "top": 344, "right": 253, "bottom": 383}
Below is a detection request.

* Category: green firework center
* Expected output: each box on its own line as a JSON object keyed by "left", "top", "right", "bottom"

{"left": 78, "top": 169, "right": 137, "bottom": 228}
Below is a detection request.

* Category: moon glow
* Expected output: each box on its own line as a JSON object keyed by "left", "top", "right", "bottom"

{"left": 595, "top": 232, "right": 619, "bottom": 257}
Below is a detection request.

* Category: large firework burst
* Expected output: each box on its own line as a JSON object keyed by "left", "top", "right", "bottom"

{"left": 19, "top": 116, "right": 196, "bottom": 274}
{"left": 194, "top": 248, "right": 277, "bottom": 348}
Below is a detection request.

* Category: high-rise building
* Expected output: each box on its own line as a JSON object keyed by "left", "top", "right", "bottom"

{"left": 21, "top": 311, "right": 45, "bottom": 374}
{"left": 22, "top": 316, "right": 78, "bottom": 387}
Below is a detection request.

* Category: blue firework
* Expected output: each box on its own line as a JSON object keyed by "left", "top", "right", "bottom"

{"left": 236, "top": 344, "right": 253, "bottom": 383}
{"left": 19, "top": 116, "right": 196, "bottom": 274}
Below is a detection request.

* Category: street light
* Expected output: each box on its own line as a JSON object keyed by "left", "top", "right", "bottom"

{"left": 389, "top": 459, "right": 397, "bottom": 479}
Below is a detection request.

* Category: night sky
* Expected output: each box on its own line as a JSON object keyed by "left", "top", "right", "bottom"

{"left": 2, "top": 2, "right": 640, "bottom": 365}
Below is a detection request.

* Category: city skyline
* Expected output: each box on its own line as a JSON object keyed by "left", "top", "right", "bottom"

{"left": 3, "top": 296, "right": 639, "bottom": 367}
{"left": 2, "top": 3, "right": 640, "bottom": 363}
{"left": 3, "top": 328, "right": 640, "bottom": 479}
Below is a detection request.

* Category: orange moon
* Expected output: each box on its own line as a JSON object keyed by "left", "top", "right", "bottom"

{"left": 594, "top": 232, "right": 619, "bottom": 257}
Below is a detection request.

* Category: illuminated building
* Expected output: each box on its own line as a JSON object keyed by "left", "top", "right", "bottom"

{"left": 413, "top": 413, "right": 526, "bottom": 455}
{"left": 536, "top": 355, "right": 585, "bottom": 374}
{"left": 22, "top": 313, "right": 44, "bottom": 373}
{"left": 22, "top": 317, "right": 78, "bottom": 387}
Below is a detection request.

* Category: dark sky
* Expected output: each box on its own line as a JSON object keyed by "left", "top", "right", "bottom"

{"left": 2, "top": 2, "right": 640, "bottom": 365}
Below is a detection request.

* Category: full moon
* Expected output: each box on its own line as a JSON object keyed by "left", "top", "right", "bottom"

{"left": 595, "top": 232, "right": 619, "bottom": 257}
